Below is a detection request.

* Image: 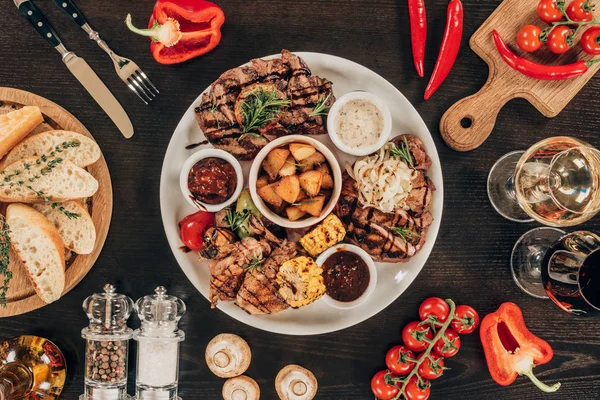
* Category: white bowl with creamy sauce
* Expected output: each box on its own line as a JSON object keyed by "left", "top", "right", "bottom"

{"left": 327, "top": 91, "right": 392, "bottom": 156}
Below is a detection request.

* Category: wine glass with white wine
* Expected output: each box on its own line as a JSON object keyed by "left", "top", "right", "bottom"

{"left": 488, "top": 137, "right": 600, "bottom": 226}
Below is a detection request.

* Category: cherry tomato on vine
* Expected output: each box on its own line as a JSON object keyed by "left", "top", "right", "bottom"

{"left": 581, "top": 27, "right": 600, "bottom": 55}
{"left": 385, "top": 345, "right": 416, "bottom": 376}
{"left": 546, "top": 26, "right": 574, "bottom": 54}
{"left": 419, "top": 297, "right": 450, "bottom": 324}
{"left": 371, "top": 370, "right": 399, "bottom": 400}
{"left": 517, "top": 25, "right": 544, "bottom": 52}
{"left": 402, "top": 321, "right": 433, "bottom": 352}
{"left": 178, "top": 210, "right": 215, "bottom": 250}
{"left": 537, "top": 0, "right": 564, "bottom": 23}
{"left": 433, "top": 328, "right": 461, "bottom": 357}
{"left": 566, "top": 0, "right": 594, "bottom": 22}
{"left": 404, "top": 376, "right": 431, "bottom": 400}
{"left": 451, "top": 305, "right": 480, "bottom": 334}
{"left": 417, "top": 352, "right": 445, "bottom": 380}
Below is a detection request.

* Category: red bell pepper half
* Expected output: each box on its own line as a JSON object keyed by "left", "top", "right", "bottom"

{"left": 126, "top": 0, "right": 225, "bottom": 64}
{"left": 480, "top": 302, "right": 560, "bottom": 392}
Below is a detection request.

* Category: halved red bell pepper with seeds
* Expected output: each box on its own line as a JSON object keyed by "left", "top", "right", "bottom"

{"left": 126, "top": 0, "right": 225, "bottom": 65}
{"left": 480, "top": 302, "right": 560, "bottom": 392}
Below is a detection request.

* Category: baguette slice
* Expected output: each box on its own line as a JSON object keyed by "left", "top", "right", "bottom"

{"left": 0, "top": 157, "right": 98, "bottom": 203}
{"left": 0, "top": 106, "right": 44, "bottom": 159}
{"left": 7, "top": 203, "right": 65, "bottom": 304}
{"left": 3, "top": 130, "right": 101, "bottom": 168}
{"left": 33, "top": 201, "right": 96, "bottom": 254}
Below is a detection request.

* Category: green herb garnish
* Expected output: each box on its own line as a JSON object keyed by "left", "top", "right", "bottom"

{"left": 225, "top": 209, "right": 251, "bottom": 232}
{"left": 292, "top": 199, "right": 319, "bottom": 207}
{"left": 389, "top": 136, "right": 414, "bottom": 166}
{"left": 0, "top": 217, "right": 11, "bottom": 308}
{"left": 241, "top": 89, "right": 290, "bottom": 134}
{"left": 393, "top": 227, "right": 420, "bottom": 243}
{"left": 310, "top": 93, "right": 331, "bottom": 117}
{"left": 244, "top": 256, "right": 264, "bottom": 272}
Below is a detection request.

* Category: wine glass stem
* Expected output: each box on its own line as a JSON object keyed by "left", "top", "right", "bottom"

{"left": 505, "top": 175, "right": 516, "bottom": 200}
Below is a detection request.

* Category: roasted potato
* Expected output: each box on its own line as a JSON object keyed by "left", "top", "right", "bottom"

{"left": 299, "top": 152, "right": 326, "bottom": 172}
{"left": 299, "top": 170, "right": 323, "bottom": 197}
{"left": 257, "top": 183, "right": 283, "bottom": 207}
{"left": 316, "top": 164, "right": 333, "bottom": 189}
{"left": 256, "top": 174, "right": 269, "bottom": 189}
{"left": 275, "top": 175, "right": 301, "bottom": 204}
{"left": 263, "top": 148, "right": 290, "bottom": 180}
{"left": 285, "top": 206, "right": 307, "bottom": 221}
{"left": 279, "top": 156, "right": 297, "bottom": 177}
{"left": 298, "top": 195, "right": 325, "bottom": 217}
{"left": 290, "top": 143, "right": 316, "bottom": 161}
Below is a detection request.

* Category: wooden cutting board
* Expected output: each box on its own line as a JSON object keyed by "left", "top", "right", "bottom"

{"left": 440, "top": 0, "right": 600, "bottom": 151}
{"left": 0, "top": 87, "right": 113, "bottom": 317}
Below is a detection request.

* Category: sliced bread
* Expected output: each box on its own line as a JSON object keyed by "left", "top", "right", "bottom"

{"left": 3, "top": 130, "right": 101, "bottom": 168}
{"left": 7, "top": 203, "right": 65, "bottom": 304}
{"left": 0, "top": 106, "right": 44, "bottom": 158}
{"left": 0, "top": 156, "right": 98, "bottom": 203}
{"left": 32, "top": 201, "right": 96, "bottom": 254}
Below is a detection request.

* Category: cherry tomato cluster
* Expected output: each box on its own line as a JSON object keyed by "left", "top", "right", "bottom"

{"left": 517, "top": 0, "right": 600, "bottom": 56}
{"left": 371, "top": 298, "right": 479, "bottom": 400}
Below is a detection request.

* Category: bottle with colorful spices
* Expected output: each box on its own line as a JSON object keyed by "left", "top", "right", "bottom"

{"left": 133, "top": 286, "right": 186, "bottom": 400}
{"left": 80, "top": 284, "right": 134, "bottom": 400}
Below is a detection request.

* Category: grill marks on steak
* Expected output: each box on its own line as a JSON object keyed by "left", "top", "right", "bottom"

{"left": 195, "top": 50, "right": 335, "bottom": 160}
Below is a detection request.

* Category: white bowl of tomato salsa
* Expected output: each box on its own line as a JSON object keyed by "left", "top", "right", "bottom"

{"left": 316, "top": 244, "right": 378, "bottom": 310}
{"left": 179, "top": 148, "right": 243, "bottom": 212}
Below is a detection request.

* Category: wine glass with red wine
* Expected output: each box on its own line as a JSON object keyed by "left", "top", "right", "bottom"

{"left": 511, "top": 228, "right": 600, "bottom": 316}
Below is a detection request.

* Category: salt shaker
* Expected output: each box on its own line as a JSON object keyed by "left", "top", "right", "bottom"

{"left": 80, "top": 284, "right": 134, "bottom": 400}
{"left": 133, "top": 286, "right": 186, "bottom": 400}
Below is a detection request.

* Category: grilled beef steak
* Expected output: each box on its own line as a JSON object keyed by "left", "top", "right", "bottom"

{"left": 195, "top": 50, "right": 335, "bottom": 160}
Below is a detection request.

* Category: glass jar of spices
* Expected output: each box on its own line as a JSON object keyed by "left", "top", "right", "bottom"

{"left": 80, "top": 284, "right": 134, "bottom": 400}
{"left": 133, "top": 286, "right": 186, "bottom": 400}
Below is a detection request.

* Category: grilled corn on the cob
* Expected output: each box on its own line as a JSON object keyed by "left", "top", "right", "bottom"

{"left": 299, "top": 214, "right": 346, "bottom": 257}
{"left": 277, "top": 256, "right": 326, "bottom": 308}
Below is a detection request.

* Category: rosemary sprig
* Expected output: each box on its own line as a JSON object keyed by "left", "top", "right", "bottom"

{"left": 209, "top": 92, "right": 221, "bottom": 129}
{"left": 0, "top": 217, "right": 11, "bottom": 308}
{"left": 292, "top": 199, "right": 319, "bottom": 207}
{"left": 225, "top": 209, "right": 251, "bottom": 232}
{"left": 393, "top": 227, "right": 420, "bottom": 243}
{"left": 241, "top": 89, "right": 290, "bottom": 133}
{"left": 310, "top": 93, "right": 331, "bottom": 117}
{"left": 389, "top": 136, "right": 414, "bottom": 167}
{"left": 244, "top": 256, "right": 264, "bottom": 272}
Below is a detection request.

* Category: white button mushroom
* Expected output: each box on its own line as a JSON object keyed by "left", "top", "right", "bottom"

{"left": 206, "top": 334, "right": 252, "bottom": 378}
{"left": 275, "top": 365, "right": 317, "bottom": 400}
{"left": 222, "top": 375, "right": 260, "bottom": 400}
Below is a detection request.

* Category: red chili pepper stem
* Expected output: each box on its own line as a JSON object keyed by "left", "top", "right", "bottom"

{"left": 387, "top": 299, "right": 457, "bottom": 400}
{"left": 125, "top": 13, "right": 182, "bottom": 47}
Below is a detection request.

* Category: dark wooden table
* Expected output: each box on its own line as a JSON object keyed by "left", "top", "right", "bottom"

{"left": 2, "top": 0, "right": 600, "bottom": 398}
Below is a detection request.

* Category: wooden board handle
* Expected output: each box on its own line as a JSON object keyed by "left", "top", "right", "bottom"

{"left": 440, "top": 75, "right": 514, "bottom": 152}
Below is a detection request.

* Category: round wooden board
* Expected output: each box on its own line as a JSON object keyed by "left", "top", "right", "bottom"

{"left": 0, "top": 87, "right": 113, "bottom": 317}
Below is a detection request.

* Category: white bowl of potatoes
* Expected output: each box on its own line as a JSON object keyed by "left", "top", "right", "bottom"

{"left": 249, "top": 135, "right": 342, "bottom": 229}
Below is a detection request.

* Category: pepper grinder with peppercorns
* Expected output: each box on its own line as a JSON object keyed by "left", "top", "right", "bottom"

{"left": 80, "top": 284, "right": 134, "bottom": 400}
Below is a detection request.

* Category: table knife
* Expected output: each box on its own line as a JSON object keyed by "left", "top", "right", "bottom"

{"left": 14, "top": 0, "right": 134, "bottom": 138}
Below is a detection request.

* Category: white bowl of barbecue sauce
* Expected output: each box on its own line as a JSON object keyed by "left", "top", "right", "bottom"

{"left": 327, "top": 92, "right": 392, "bottom": 156}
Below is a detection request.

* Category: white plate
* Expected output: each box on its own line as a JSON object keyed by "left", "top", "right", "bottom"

{"left": 159, "top": 52, "right": 444, "bottom": 335}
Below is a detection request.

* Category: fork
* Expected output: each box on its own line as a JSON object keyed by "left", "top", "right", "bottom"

{"left": 51, "top": 0, "right": 159, "bottom": 104}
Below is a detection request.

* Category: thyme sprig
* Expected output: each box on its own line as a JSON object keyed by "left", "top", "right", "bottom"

{"left": 393, "top": 227, "right": 420, "bottom": 243}
{"left": 0, "top": 217, "right": 11, "bottom": 308}
{"left": 244, "top": 255, "right": 264, "bottom": 272}
{"left": 241, "top": 89, "right": 290, "bottom": 134}
{"left": 51, "top": 202, "right": 80, "bottom": 220}
{"left": 310, "top": 93, "right": 331, "bottom": 117}
{"left": 389, "top": 136, "right": 414, "bottom": 167}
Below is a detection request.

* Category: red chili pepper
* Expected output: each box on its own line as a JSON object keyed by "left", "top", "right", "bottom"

{"left": 126, "top": 0, "right": 225, "bottom": 65}
{"left": 493, "top": 30, "right": 600, "bottom": 80}
{"left": 480, "top": 303, "right": 560, "bottom": 393}
{"left": 409, "top": 0, "right": 427, "bottom": 78}
{"left": 424, "top": 0, "right": 463, "bottom": 101}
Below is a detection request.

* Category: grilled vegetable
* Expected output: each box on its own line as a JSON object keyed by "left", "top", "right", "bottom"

{"left": 235, "top": 189, "right": 261, "bottom": 239}
{"left": 276, "top": 256, "right": 326, "bottom": 308}
{"left": 299, "top": 214, "right": 346, "bottom": 256}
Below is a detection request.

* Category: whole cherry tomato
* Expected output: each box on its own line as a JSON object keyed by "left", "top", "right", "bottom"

{"left": 581, "top": 27, "right": 600, "bottom": 55}
{"left": 385, "top": 345, "right": 416, "bottom": 376}
{"left": 418, "top": 297, "right": 450, "bottom": 324}
{"left": 566, "top": 0, "right": 594, "bottom": 22}
{"left": 450, "top": 305, "right": 480, "bottom": 334}
{"left": 546, "top": 26, "right": 574, "bottom": 54}
{"left": 404, "top": 376, "right": 431, "bottom": 400}
{"left": 179, "top": 210, "right": 215, "bottom": 250}
{"left": 417, "top": 352, "right": 445, "bottom": 380}
{"left": 517, "top": 25, "right": 544, "bottom": 52}
{"left": 433, "top": 328, "right": 461, "bottom": 357}
{"left": 371, "top": 370, "right": 399, "bottom": 400}
{"left": 402, "top": 321, "right": 433, "bottom": 352}
{"left": 537, "top": 0, "right": 564, "bottom": 23}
